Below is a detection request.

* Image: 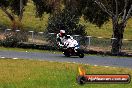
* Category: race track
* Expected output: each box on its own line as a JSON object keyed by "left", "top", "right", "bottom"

{"left": 0, "top": 50, "right": 132, "bottom": 68}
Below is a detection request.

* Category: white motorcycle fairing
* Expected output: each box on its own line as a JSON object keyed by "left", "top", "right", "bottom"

{"left": 63, "top": 38, "right": 79, "bottom": 49}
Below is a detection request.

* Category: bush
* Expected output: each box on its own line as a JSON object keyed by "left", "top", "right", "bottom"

{"left": 46, "top": 9, "right": 86, "bottom": 36}
{"left": 2, "top": 31, "right": 28, "bottom": 47}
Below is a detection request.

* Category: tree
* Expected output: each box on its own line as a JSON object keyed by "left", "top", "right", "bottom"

{"left": 82, "top": 0, "right": 132, "bottom": 55}
{"left": 32, "top": 0, "right": 62, "bottom": 17}
{"left": 47, "top": 8, "right": 86, "bottom": 35}
{"left": 0, "top": 0, "right": 61, "bottom": 46}
{"left": 33, "top": 0, "right": 86, "bottom": 35}
{"left": 0, "top": 0, "right": 28, "bottom": 30}
{"left": 0, "top": 0, "right": 58, "bottom": 29}
{"left": 0, "top": 0, "right": 29, "bottom": 46}
{"left": 46, "top": 0, "right": 86, "bottom": 35}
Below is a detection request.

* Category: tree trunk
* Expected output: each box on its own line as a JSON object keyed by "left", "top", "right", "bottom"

{"left": 111, "top": 23, "right": 125, "bottom": 55}
{"left": 0, "top": 7, "right": 15, "bottom": 22}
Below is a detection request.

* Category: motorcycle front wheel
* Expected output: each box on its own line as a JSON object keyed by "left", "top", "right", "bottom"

{"left": 79, "top": 53, "right": 84, "bottom": 58}
{"left": 63, "top": 51, "right": 70, "bottom": 57}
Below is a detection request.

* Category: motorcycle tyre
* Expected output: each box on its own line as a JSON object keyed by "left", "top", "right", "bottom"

{"left": 63, "top": 51, "right": 71, "bottom": 57}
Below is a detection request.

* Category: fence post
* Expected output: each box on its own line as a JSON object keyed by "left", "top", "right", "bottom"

{"left": 29, "top": 31, "right": 34, "bottom": 43}
{"left": 49, "top": 33, "right": 56, "bottom": 46}
{"left": 87, "top": 36, "right": 92, "bottom": 50}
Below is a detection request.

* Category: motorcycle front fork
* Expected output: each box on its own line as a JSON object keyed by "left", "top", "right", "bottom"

{"left": 74, "top": 49, "right": 78, "bottom": 52}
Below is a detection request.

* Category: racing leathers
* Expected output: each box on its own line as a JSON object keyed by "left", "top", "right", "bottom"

{"left": 56, "top": 33, "right": 72, "bottom": 48}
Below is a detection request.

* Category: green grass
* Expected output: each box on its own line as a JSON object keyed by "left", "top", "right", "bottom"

{"left": 0, "top": 59, "right": 131, "bottom": 88}
{"left": 0, "top": 46, "right": 61, "bottom": 54}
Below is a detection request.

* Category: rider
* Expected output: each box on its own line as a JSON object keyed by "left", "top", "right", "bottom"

{"left": 56, "top": 30, "right": 73, "bottom": 48}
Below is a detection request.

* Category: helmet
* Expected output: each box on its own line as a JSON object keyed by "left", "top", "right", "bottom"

{"left": 60, "top": 30, "right": 65, "bottom": 34}
{"left": 60, "top": 30, "right": 65, "bottom": 36}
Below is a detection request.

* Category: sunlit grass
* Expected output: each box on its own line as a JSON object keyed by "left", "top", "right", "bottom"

{"left": 0, "top": 59, "right": 131, "bottom": 88}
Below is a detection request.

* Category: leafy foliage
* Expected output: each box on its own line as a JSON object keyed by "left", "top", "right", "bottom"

{"left": 0, "top": 0, "right": 28, "bottom": 16}
{"left": 47, "top": 8, "right": 86, "bottom": 35}
{"left": 45, "top": 0, "right": 87, "bottom": 35}
{"left": 2, "top": 32, "right": 28, "bottom": 47}
{"left": 81, "top": 0, "right": 109, "bottom": 27}
{"left": 32, "top": 0, "right": 62, "bottom": 17}
{"left": 81, "top": 0, "right": 132, "bottom": 27}
{"left": 32, "top": 0, "right": 52, "bottom": 17}
{"left": 97, "top": 0, "right": 132, "bottom": 15}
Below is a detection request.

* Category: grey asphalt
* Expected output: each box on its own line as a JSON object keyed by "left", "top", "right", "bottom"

{"left": 0, "top": 50, "right": 132, "bottom": 68}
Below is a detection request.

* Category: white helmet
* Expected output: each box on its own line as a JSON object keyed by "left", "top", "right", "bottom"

{"left": 60, "top": 30, "right": 65, "bottom": 34}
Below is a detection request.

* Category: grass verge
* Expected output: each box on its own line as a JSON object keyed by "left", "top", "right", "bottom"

{"left": 0, "top": 59, "right": 131, "bottom": 88}
{"left": 0, "top": 46, "right": 60, "bottom": 54}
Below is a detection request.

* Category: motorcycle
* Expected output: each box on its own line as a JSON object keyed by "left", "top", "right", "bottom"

{"left": 62, "top": 37, "right": 84, "bottom": 58}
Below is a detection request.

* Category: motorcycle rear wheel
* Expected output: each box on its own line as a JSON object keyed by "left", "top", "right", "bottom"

{"left": 63, "top": 52, "right": 70, "bottom": 57}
